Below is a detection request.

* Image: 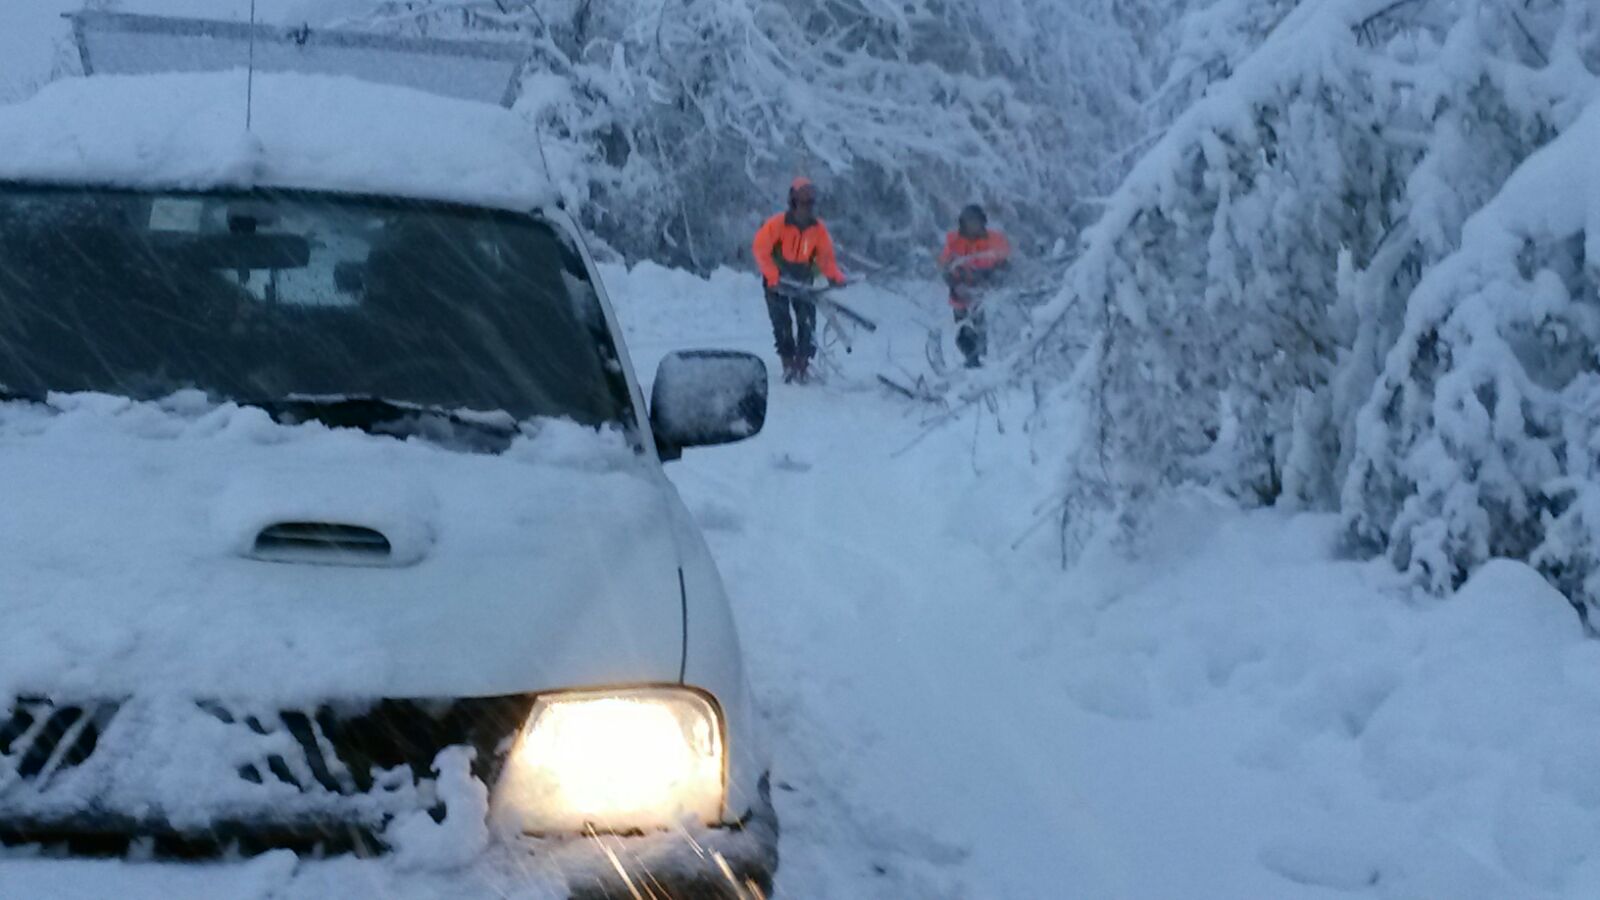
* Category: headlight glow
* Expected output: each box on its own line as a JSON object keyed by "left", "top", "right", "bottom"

{"left": 490, "top": 687, "right": 725, "bottom": 835}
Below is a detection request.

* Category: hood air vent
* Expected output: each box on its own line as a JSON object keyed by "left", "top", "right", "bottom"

{"left": 251, "top": 522, "right": 393, "bottom": 566}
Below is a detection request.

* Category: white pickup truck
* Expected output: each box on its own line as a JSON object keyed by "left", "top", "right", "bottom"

{"left": 0, "top": 54, "right": 775, "bottom": 900}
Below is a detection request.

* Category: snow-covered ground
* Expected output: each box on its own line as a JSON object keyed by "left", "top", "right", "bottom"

{"left": 610, "top": 266, "right": 1600, "bottom": 900}
{"left": 1, "top": 257, "right": 1599, "bottom": 898}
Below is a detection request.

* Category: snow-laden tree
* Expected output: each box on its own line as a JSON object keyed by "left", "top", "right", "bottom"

{"left": 1062, "top": 0, "right": 1308, "bottom": 260}
{"left": 1342, "top": 7, "right": 1600, "bottom": 605}
{"left": 327, "top": 0, "right": 1154, "bottom": 269}
{"left": 1141, "top": 0, "right": 1303, "bottom": 136}
{"left": 1012, "top": 0, "right": 1598, "bottom": 563}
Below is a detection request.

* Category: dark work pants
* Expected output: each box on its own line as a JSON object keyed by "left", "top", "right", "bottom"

{"left": 954, "top": 305, "right": 987, "bottom": 363}
{"left": 766, "top": 292, "right": 817, "bottom": 360}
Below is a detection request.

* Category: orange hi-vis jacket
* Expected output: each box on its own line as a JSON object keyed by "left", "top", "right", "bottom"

{"left": 753, "top": 212, "right": 846, "bottom": 290}
{"left": 939, "top": 229, "right": 1011, "bottom": 309}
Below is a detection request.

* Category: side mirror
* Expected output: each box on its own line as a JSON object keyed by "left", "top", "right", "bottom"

{"left": 650, "top": 350, "right": 768, "bottom": 461}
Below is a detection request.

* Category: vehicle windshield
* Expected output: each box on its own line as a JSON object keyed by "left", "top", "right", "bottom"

{"left": 0, "top": 185, "right": 632, "bottom": 432}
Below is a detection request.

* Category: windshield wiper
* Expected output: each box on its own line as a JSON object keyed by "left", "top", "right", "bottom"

{"left": 240, "top": 395, "right": 519, "bottom": 451}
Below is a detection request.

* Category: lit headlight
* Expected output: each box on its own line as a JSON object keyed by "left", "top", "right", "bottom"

{"left": 490, "top": 687, "right": 725, "bottom": 835}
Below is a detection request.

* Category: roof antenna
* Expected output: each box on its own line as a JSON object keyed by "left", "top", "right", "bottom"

{"left": 245, "top": 0, "right": 258, "bottom": 130}
{"left": 531, "top": 115, "right": 561, "bottom": 208}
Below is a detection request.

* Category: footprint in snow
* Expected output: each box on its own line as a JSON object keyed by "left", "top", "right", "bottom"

{"left": 1260, "top": 836, "right": 1383, "bottom": 890}
{"left": 692, "top": 500, "right": 744, "bottom": 532}
{"left": 772, "top": 453, "right": 812, "bottom": 472}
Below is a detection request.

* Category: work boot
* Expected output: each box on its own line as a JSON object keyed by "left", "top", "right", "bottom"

{"left": 794, "top": 356, "right": 811, "bottom": 385}
{"left": 964, "top": 355, "right": 983, "bottom": 369}
{"left": 780, "top": 355, "right": 797, "bottom": 383}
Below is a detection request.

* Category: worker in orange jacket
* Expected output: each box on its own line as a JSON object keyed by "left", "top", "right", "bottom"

{"left": 752, "top": 178, "right": 848, "bottom": 384}
{"left": 939, "top": 204, "right": 1011, "bottom": 368}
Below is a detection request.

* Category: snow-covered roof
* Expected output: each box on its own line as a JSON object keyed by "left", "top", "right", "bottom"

{"left": 71, "top": 11, "right": 530, "bottom": 108}
{"left": 0, "top": 71, "right": 559, "bottom": 210}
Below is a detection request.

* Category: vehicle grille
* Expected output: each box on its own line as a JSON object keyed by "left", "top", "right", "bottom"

{"left": 0, "top": 694, "right": 535, "bottom": 858}
{"left": 0, "top": 700, "right": 116, "bottom": 785}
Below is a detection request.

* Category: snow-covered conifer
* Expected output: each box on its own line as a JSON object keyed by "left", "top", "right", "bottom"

{"left": 1032, "top": 0, "right": 1599, "bottom": 586}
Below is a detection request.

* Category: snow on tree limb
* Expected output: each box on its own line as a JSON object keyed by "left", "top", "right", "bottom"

{"left": 332, "top": 0, "right": 1155, "bottom": 270}
{"left": 1017, "top": 0, "right": 1598, "bottom": 581}
{"left": 1344, "top": 78, "right": 1600, "bottom": 603}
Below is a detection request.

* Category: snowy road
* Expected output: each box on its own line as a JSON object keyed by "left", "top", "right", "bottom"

{"left": 608, "top": 267, "right": 1338, "bottom": 899}
{"left": 614, "top": 266, "right": 1071, "bottom": 898}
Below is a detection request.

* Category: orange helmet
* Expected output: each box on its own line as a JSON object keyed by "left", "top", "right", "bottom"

{"left": 789, "top": 177, "right": 817, "bottom": 206}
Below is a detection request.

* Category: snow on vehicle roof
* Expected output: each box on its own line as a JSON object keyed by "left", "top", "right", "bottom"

{"left": 0, "top": 71, "right": 560, "bottom": 210}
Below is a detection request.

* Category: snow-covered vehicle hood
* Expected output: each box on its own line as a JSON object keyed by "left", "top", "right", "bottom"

{"left": 0, "top": 396, "right": 684, "bottom": 702}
